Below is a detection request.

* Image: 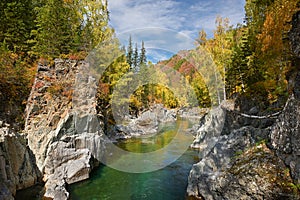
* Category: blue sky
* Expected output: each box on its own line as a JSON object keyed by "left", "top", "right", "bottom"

{"left": 107, "top": 0, "right": 245, "bottom": 63}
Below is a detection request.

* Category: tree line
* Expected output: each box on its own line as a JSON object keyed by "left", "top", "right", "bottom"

{"left": 167, "top": 0, "right": 299, "bottom": 109}
{"left": 1, "top": 0, "right": 299, "bottom": 127}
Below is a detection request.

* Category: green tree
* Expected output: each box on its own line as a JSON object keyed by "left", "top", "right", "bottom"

{"left": 31, "top": 0, "right": 80, "bottom": 57}
{"left": 133, "top": 43, "right": 139, "bottom": 71}
{"left": 139, "top": 41, "right": 147, "bottom": 66}
{"left": 32, "top": 0, "right": 112, "bottom": 57}
{"left": 78, "top": 0, "right": 111, "bottom": 51}
{"left": 126, "top": 36, "right": 133, "bottom": 67}
{"left": 0, "top": 0, "right": 36, "bottom": 53}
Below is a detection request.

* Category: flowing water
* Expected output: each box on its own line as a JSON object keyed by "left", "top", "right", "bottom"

{"left": 69, "top": 118, "right": 199, "bottom": 200}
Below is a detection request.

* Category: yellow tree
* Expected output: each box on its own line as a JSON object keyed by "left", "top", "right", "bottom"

{"left": 256, "top": 0, "right": 299, "bottom": 102}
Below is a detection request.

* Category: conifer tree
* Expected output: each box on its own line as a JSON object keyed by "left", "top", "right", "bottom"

{"left": 139, "top": 41, "right": 147, "bottom": 66}
{"left": 0, "top": 0, "right": 36, "bottom": 53}
{"left": 78, "top": 0, "right": 111, "bottom": 51}
{"left": 32, "top": 0, "right": 79, "bottom": 57}
{"left": 133, "top": 43, "right": 139, "bottom": 71}
{"left": 126, "top": 36, "right": 133, "bottom": 67}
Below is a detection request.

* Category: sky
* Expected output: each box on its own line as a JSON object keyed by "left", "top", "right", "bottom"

{"left": 107, "top": 0, "right": 245, "bottom": 63}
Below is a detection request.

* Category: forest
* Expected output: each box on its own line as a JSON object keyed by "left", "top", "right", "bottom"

{"left": 0, "top": 0, "right": 299, "bottom": 127}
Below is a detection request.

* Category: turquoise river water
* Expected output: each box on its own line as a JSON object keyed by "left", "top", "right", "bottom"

{"left": 69, "top": 118, "right": 199, "bottom": 200}
{"left": 16, "top": 118, "right": 199, "bottom": 200}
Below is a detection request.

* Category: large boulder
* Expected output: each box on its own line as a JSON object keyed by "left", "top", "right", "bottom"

{"left": 115, "top": 104, "right": 177, "bottom": 138}
{"left": 43, "top": 132, "right": 103, "bottom": 200}
{"left": 0, "top": 127, "right": 41, "bottom": 199}
{"left": 187, "top": 123, "right": 299, "bottom": 199}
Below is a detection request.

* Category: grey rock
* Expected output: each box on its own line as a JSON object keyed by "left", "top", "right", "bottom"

{"left": 190, "top": 106, "right": 225, "bottom": 149}
{"left": 43, "top": 136, "right": 97, "bottom": 199}
{"left": 187, "top": 99, "right": 300, "bottom": 199}
{"left": 178, "top": 107, "right": 209, "bottom": 119}
{"left": 25, "top": 60, "right": 106, "bottom": 199}
{"left": 115, "top": 104, "right": 177, "bottom": 137}
{"left": 249, "top": 106, "right": 259, "bottom": 115}
{"left": 37, "top": 65, "right": 50, "bottom": 72}
{"left": 270, "top": 95, "right": 300, "bottom": 184}
{"left": 0, "top": 129, "right": 41, "bottom": 199}
{"left": 187, "top": 125, "right": 298, "bottom": 200}
{"left": 289, "top": 11, "right": 300, "bottom": 58}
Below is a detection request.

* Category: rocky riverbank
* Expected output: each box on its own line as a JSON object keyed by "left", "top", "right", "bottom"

{"left": 186, "top": 11, "right": 300, "bottom": 200}
{"left": 0, "top": 55, "right": 206, "bottom": 199}
{"left": 187, "top": 101, "right": 300, "bottom": 199}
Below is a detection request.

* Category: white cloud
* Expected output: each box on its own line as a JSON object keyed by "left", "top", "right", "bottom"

{"left": 107, "top": 0, "right": 245, "bottom": 62}
{"left": 147, "top": 48, "right": 173, "bottom": 63}
{"left": 108, "top": 0, "right": 183, "bottom": 32}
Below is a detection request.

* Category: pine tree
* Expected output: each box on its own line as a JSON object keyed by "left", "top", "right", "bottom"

{"left": 31, "top": 0, "right": 112, "bottom": 57}
{"left": 32, "top": 0, "right": 80, "bottom": 57}
{"left": 0, "top": 0, "right": 36, "bottom": 53}
{"left": 133, "top": 43, "right": 139, "bottom": 71}
{"left": 126, "top": 36, "right": 133, "bottom": 67}
{"left": 139, "top": 41, "right": 147, "bottom": 66}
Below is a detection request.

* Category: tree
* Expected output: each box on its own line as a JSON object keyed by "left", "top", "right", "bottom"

{"left": 133, "top": 43, "right": 139, "bottom": 71}
{"left": 197, "top": 16, "right": 231, "bottom": 103}
{"left": 31, "top": 0, "right": 112, "bottom": 57}
{"left": 196, "top": 29, "right": 207, "bottom": 46}
{"left": 0, "top": 0, "right": 36, "bottom": 53}
{"left": 139, "top": 41, "right": 147, "bottom": 66}
{"left": 31, "top": 0, "right": 80, "bottom": 57}
{"left": 126, "top": 36, "right": 133, "bottom": 67}
{"left": 78, "top": 0, "right": 111, "bottom": 51}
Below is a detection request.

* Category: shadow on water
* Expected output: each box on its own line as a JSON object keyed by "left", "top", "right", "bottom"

{"left": 15, "top": 183, "right": 45, "bottom": 200}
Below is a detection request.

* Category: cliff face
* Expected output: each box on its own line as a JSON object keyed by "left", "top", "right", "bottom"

{"left": 271, "top": 96, "right": 300, "bottom": 185}
{"left": 0, "top": 126, "right": 41, "bottom": 200}
{"left": 24, "top": 59, "right": 106, "bottom": 199}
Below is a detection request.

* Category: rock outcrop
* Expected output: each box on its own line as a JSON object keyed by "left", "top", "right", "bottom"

{"left": 43, "top": 132, "right": 103, "bottom": 199}
{"left": 187, "top": 103, "right": 299, "bottom": 199}
{"left": 289, "top": 11, "right": 300, "bottom": 58}
{"left": 270, "top": 96, "right": 300, "bottom": 185}
{"left": 114, "top": 104, "right": 177, "bottom": 138}
{"left": 24, "top": 59, "right": 106, "bottom": 199}
{"left": 0, "top": 127, "right": 41, "bottom": 200}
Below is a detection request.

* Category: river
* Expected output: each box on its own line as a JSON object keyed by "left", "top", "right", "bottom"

{"left": 69, "top": 118, "right": 199, "bottom": 200}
